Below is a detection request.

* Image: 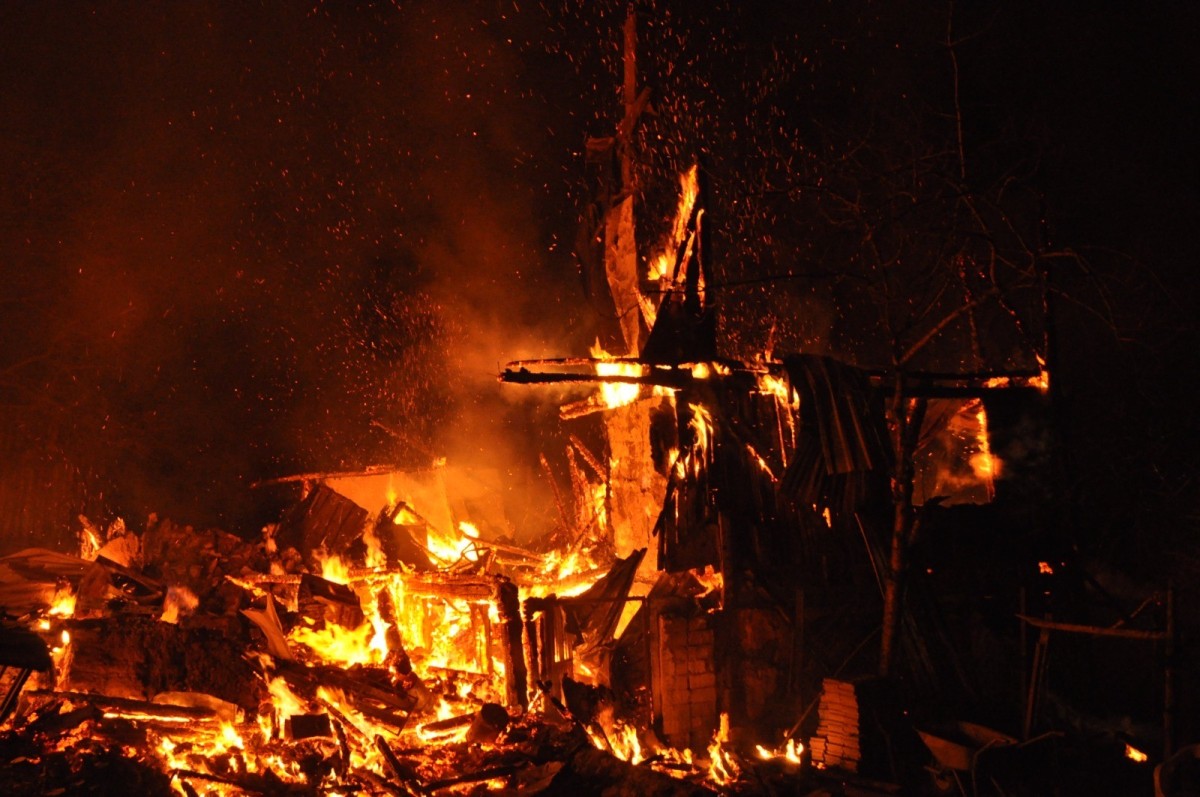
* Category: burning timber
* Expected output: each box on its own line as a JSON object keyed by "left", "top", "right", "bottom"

{"left": 0, "top": 493, "right": 776, "bottom": 795}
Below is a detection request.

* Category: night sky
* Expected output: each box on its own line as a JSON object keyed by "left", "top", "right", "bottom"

{"left": 1, "top": 2, "right": 1197, "bottom": 569}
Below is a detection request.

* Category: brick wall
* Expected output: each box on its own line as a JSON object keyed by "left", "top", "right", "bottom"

{"left": 655, "top": 612, "right": 717, "bottom": 750}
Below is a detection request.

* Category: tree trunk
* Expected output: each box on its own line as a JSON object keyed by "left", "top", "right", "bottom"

{"left": 878, "top": 376, "right": 925, "bottom": 677}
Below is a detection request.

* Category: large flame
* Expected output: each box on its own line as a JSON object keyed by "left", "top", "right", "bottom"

{"left": 642, "top": 164, "right": 701, "bottom": 325}
{"left": 426, "top": 520, "right": 482, "bottom": 566}
{"left": 590, "top": 340, "right": 643, "bottom": 409}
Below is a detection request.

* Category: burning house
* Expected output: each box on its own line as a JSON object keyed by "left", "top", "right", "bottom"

{"left": 2, "top": 4, "right": 1191, "bottom": 797}
{"left": 0, "top": 146, "right": 1049, "bottom": 792}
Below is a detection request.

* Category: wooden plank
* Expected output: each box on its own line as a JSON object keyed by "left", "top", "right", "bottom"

{"left": 1016, "top": 614, "right": 1167, "bottom": 641}
{"left": 28, "top": 690, "right": 218, "bottom": 720}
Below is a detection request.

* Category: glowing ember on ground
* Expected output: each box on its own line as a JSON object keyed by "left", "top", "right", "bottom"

{"left": 48, "top": 590, "right": 76, "bottom": 618}
{"left": 756, "top": 737, "right": 803, "bottom": 765}
{"left": 160, "top": 586, "right": 199, "bottom": 625}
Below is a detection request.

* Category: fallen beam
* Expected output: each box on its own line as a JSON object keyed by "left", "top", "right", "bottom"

{"left": 1016, "top": 614, "right": 1168, "bottom": 641}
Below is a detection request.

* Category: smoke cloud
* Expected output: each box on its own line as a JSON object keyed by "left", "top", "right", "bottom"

{"left": 0, "top": 2, "right": 605, "bottom": 536}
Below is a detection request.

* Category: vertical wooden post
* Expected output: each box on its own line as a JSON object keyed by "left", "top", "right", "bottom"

{"left": 497, "top": 579, "right": 528, "bottom": 709}
{"left": 794, "top": 589, "right": 805, "bottom": 700}
{"left": 1165, "top": 581, "right": 1175, "bottom": 759}
{"left": 1024, "top": 626, "right": 1051, "bottom": 740}
{"left": 879, "top": 376, "right": 906, "bottom": 677}
{"left": 1019, "top": 584, "right": 1028, "bottom": 730}
{"left": 523, "top": 609, "right": 540, "bottom": 692}
{"left": 879, "top": 377, "right": 925, "bottom": 677}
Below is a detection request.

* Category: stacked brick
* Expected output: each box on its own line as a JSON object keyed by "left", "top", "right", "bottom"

{"left": 808, "top": 678, "right": 862, "bottom": 772}
{"left": 658, "top": 613, "right": 718, "bottom": 750}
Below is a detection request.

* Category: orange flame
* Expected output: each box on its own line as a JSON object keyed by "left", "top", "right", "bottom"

{"left": 688, "top": 404, "right": 714, "bottom": 476}
{"left": 48, "top": 589, "right": 76, "bottom": 618}
{"left": 642, "top": 164, "right": 701, "bottom": 326}
{"left": 160, "top": 586, "right": 199, "bottom": 625}
{"left": 692, "top": 565, "right": 723, "bottom": 603}
{"left": 590, "top": 341, "right": 643, "bottom": 409}
{"left": 426, "top": 521, "right": 481, "bottom": 566}
{"left": 707, "top": 712, "right": 741, "bottom": 785}
{"left": 968, "top": 403, "right": 1002, "bottom": 481}
{"left": 756, "top": 372, "right": 796, "bottom": 407}
{"left": 1030, "top": 353, "right": 1050, "bottom": 393}
{"left": 756, "top": 738, "right": 803, "bottom": 765}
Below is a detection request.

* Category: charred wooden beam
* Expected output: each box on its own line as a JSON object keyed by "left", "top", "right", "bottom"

{"left": 374, "top": 505, "right": 436, "bottom": 571}
{"left": 417, "top": 712, "right": 474, "bottom": 737}
{"left": 502, "top": 360, "right": 1047, "bottom": 397}
{"left": 170, "top": 770, "right": 267, "bottom": 796}
{"left": 27, "top": 690, "right": 219, "bottom": 720}
{"left": 276, "top": 483, "right": 369, "bottom": 560}
{"left": 95, "top": 555, "right": 165, "bottom": 597}
{"left": 285, "top": 712, "right": 332, "bottom": 740}
{"left": 424, "top": 765, "right": 520, "bottom": 792}
{"left": 375, "top": 735, "right": 428, "bottom": 796}
{"left": 0, "top": 547, "right": 92, "bottom": 582}
{"left": 397, "top": 572, "right": 503, "bottom": 602}
{"left": 277, "top": 660, "right": 417, "bottom": 727}
{"left": 899, "top": 384, "right": 1048, "bottom": 399}
{"left": 464, "top": 702, "right": 510, "bottom": 745}
{"left": 1016, "top": 614, "right": 1168, "bottom": 641}
{"left": 250, "top": 463, "right": 403, "bottom": 489}
{"left": 298, "top": 573, "right": 364, "bottom": 629}
{"left": 497, "top": 578, "right": 528, "bottom": 709}
{"left": 358, "top": 770, "right": 420, "bottom": 797}
{"left": 27, "top": 701, "right": 104, "bottom": 735}
{"left": 501, "top": 368, "right": 693, "bottom": 390}
{"left": 0, "top": 667, "right": 34, "bottom": 724}
{"left": 558, "top": 747, "right": 716, "bottom": 796}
